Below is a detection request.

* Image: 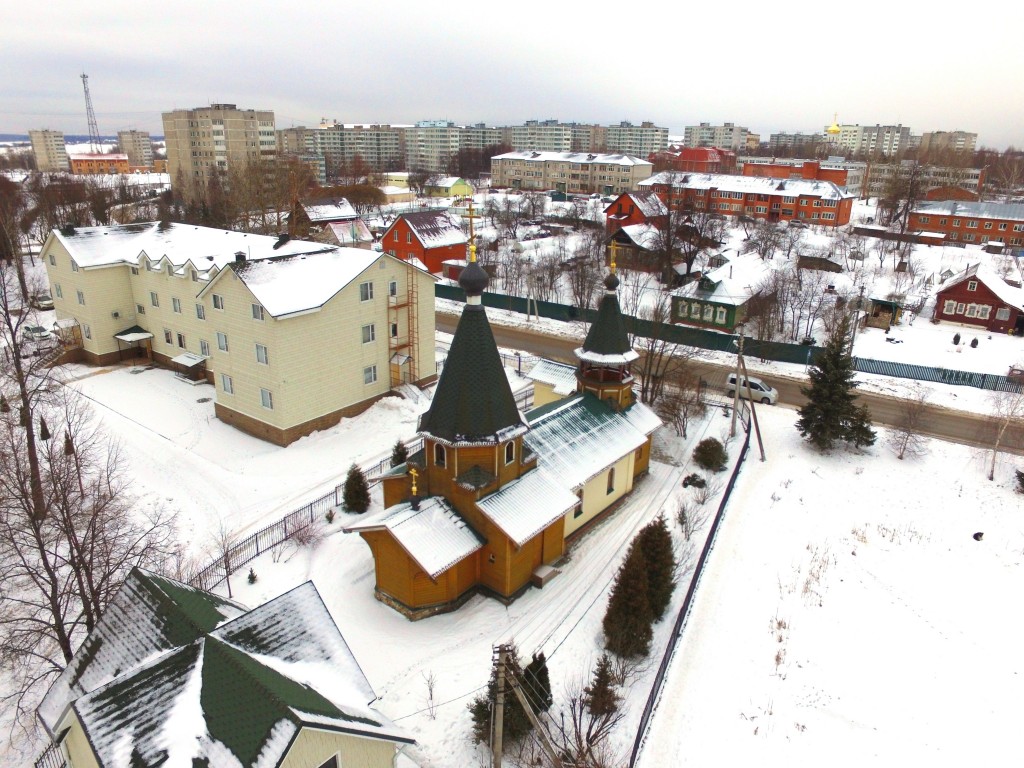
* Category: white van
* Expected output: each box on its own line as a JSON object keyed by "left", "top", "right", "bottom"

{"left": 726, "top": 373, "right": 779, "bottom": 405}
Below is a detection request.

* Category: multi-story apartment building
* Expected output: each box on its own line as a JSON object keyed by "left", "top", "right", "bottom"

{"left": 501, "top": 120, "right": 666, "bottom": 155}
{"left": 682, "top": 122, "right": 750, "bottom": 151}
{"left": 162, "top": 104, "right": 276, "bottom": 190}
{"left": 864, "top": 162, "right": 985, "bottom": 199}
{"left": 307, "top": 122, "right": 408, "bottom": 173}
{"left": 908, "top": 201, "right": 1024, "bottom": 248}
{"left": 829, "top": 124, "right": 912, "bottom": 157}
{"left": 604, "top": 121, "right": 669, "bottom": 157}
{"left": 29, "top": 129, "right": 69, "bottom": 172}
{"left": 40, "top": 222, "right": 437, "bottom": 445}
{"left": 505, "top": 120, "right": 573, "bottom": 153}
{"left": 738, "top": 157, "right": 867, "bottom": 196}
{"left": 918, "top": 130, "right": 978, "bottom": 155}
{"left": 639, "top": 171, "right": 855, "bottom": 227}
{"left": 768, "top": 131, "right": 828, "bottom": 153}
{"left": 491, "top": 151, "right": 653, "bottom": 195}
{"left": 404, "top": 120, "right": 461, "bottom": 173}
{"left": 460, "top": 123, "right": 505, "bottom": 151}
{"left": 116, "top": 129, "right": 153, "bottom": 169}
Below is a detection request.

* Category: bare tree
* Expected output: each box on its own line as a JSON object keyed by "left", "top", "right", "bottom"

{"left": 632, "top": 292, "right": 698, "bottom": 406}
{"left": 986, "top": 389, "right": 1024, "bottom": 481}
{"left": 566, "top": 230, "right": 604, "bottom": 316}
{"left": 654, "top": 367, "right": 706, "bottom": 438}
{"left": 676, "top": 498, "right": 711, "bottom": 541}
{"left": 745, "top": 219, "right": 782, "bottom": 261}
{"left": 888, "top": 384, "right": 931, "bottom": 460}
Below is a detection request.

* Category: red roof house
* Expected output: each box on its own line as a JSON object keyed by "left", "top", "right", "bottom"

{"left": 604, "top": 191, "right": 668, "bottom": 234}
{"left": 934, "top": 263, "right": 1024, "bottom": 333}
{"left": 382, "top": 211, "right": 468, "bottom": 274}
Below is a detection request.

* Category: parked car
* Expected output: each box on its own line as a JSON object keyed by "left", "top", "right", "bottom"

{"left": 726, "top": 373, "right": 779, "bottom": 405}
{"left": 30, "top": 293, "right": 54, "bottom": 310}
{"left": 22, "top": 324, "right": 53, "bottom": 343}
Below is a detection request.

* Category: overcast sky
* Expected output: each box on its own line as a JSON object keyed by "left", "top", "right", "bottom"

{"left": 4, "top": 1, "right": 1023, "bottom": 150}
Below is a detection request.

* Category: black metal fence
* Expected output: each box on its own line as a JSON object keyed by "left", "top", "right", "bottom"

{"left": 34, "top": 743, "right": 65, "bottom": 768}
{"left": 628, "top": 410, "right": 753, "bottom": 767}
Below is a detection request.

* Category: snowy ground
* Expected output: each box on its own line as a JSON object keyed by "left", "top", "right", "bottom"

{"left": 636, "top": 406, "right": 1024, "bottom": 767}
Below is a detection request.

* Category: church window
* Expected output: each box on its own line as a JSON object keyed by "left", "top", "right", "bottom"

{"left": 505, "top": 441, "right": 515, "bottom": 465}
{"left": 434, "top": 443, "right": 446, "bottom": 467}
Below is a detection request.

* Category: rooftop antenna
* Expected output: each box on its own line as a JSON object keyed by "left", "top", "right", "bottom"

{"left": 81, "top": 73, "right": 101, "bottom": 154}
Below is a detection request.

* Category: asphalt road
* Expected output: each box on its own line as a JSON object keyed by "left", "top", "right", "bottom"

{"left": 436, "top": 311, "right": 1024, "bottom": 454}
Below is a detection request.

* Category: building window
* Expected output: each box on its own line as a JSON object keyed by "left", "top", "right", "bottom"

{"left": 172, "top": 297, "right": 181, "bottom": 313}
{"left": 362, "top": 323, "right": 376, "bottom": 343}
{"left": 212, "top": 294, "right": 224, "bottom": 310}
{"left": 702, "top": 305, "right": 714, "bottom": 321}
{"left": 690, "top": 302, "right": 700, "bottom": 319}
{"left": 163, "top": 328, "right": 172, "bottom": 344}
{"left": 919, "top": 216, "right": 929, "bottom": 224}
{"left": 49, "top": 254, "right": 56, "bottom": 266}
{"left": 177, "top": 333, "right": 186, "bottom": 348}
{"left": 76, "top": 289, "right": 85, "bottom": 305}
{"left": 191, "top": 269, "right": 199, "bottom": 281}
{"left": 130, "top": 266, "right": 139, "bottom": 275}
{"left": 943, "top": 299, "right": 956, "bottom": 314}
{"left": 83, "top": 324, "right": 91, "bottom": 340}
{"left": 716, "top": 307, "right": 727, "bottom": 324}
{"left": 252, "top": 303, "right": 265, "bottom": 321}
{"left": 150, "top": 291, "right": 159, "bottom": 307}
{"left": 260, "top": 388, "right": 273, "bottom": 409}
{"left": 54, "top": 283, "right": 62, "bottom": 299}
{"left": 364, "top": 364, "right": 377, "bottom": 385}
{"left": 221, "top": 373, "right": 233, "bottom": 394}
{"left": 965, "top": 304, "right": 979, "bottom": 318}
{"left": 967, "top": 281, "right": 978, "bottom": 291}
{"left": 389, "top": 280, "right": 398, "bottom": 297}
{"left": 967, "top": 220, "right": 978, "bottom": 228}
{"left": 255, "top": 343, "right": 269, "bottom": 364}
{"left": 978, "top": 306, "right": 992, "bottom": 319}
{"left": 359, "top": 281, "right": 374, "bottom": 301}
{"left": 956, "top": 303, "right": 966, "bottom": 314}
{"left": 505, "top": 441, "right": 515, "bottom": 465}
{"left": 952, "top": 219, "right": 961, "bottom": 227}
{"left": 434, "top": 442, "right": 446, "bottom": 467}
{"left": 984, "top": 222, "right": 993, "bottom": 230}
{"left": 216, "top": 331, "right": 229, "bottom": 352}
{"left": 196, "top": 303, "right": 205, "bottom": 320}
{"left": 406, "top": 232, "right": 412, "bottom": 243}
{"left": 606, "top": 467, "right": 615, "bottom": 495}
{"left": 393, "top": 230, "right": 398, "bottom": 241}
{"left": 200, "top": 339, "right": 210, "bottom": 356}
{"left": 71, "top": 261, "right": 79, "bottom": 272}
{"left": 136, "top": 303, "right": 145, "bottom": 315}
{"left": 996, "top": 307, "right": 1011, "bottom": 321}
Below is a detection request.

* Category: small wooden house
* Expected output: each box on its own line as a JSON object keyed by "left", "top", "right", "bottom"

{"left": 671, "top": 267, "right": 754, "bottom": 332}
{"left": 933, "top": 263, "right": 1024, "bottom": 333}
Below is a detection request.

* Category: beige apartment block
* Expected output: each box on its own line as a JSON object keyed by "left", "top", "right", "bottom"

{"left": 117, "top": 129, "right": 153, "bottom": 168}
{"left": 491, "top": 151, "right": 653, "bottom": 195}
{"left": 29, "top": 129, "right": 70, "bottom": 172}
{"left": 162, "top": 104, "right": 276, "bottom": 192}
{"left": 41, "top": 223, "right": 436, "bottom": 446}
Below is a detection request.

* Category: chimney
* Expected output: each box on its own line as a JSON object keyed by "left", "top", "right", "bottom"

{"left": 273, "top": 233, "right": 291, "bottom": 250}
{"left": 234, "top": 251, "right": 246, "bottom": 263}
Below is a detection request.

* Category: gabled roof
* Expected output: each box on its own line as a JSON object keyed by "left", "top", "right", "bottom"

{"left": 418, "top": 304, "right": 528, "bottom": 445}
{"left": 345, "top": 496, "right": 485, "bottom": 578}
{"left": 526, "top": 359, "right": 578, "bottom": 396}
{"left": 326, "top": 219, "right": 373, "bottom": 246}
{"left": 300, "top": 198, "right": 358, "bottom": 223}
{"left": 524, "top": 394, "right": 659, "bottom": 491}
{"left": 393, "top": 210, "right": 468, "bottom": 249}
{"left": 938, "top": 263, "right": 1024, "bottom": 309}
{"left": 475, "top": 469, "right": 579, "bottom": 547}
{"left": 604, "top": 191, "right": 668, "bottom": 219}
{"left": 43, "top": 573, "right": 412, "bottom": 767}
{"left": 639, "top": 171, "right": 853, "bottom": 200}
{"left": 611, "top": 223, "right": 660, "bottom": 251}
{"left": 427, "top": 177, "right": 471, "bottom": 190}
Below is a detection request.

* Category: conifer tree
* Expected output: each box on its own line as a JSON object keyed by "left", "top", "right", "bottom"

{"left": 585, "top": 653, "right": 621, "bottom": 718}
{"left": 523, "top": 651, "right": 553, "bottom": 713}
{"left": 342, "top": 463, "right": 370, "bottom": 513}
{"left": 796, "top": 314, "right": 876, "bottom": 451}
{"left": 602, "top": 540, "right": 653, "bottom": 658}
{"left": 390, "top": 439, "right": 409, "bottom": 468}
{"left": 468, "top": 644, "right": 534, "bottom": 744}
{"left": 637, "top": 516, "right": 676, "bottom": 621}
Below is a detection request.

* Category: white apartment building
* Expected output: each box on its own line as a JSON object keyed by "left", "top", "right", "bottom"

{"left": 604, "top": 121, "right": 669, "bottom": 157}
{"left": 404, "top": 120, "right": 461, "bottom": 173}
{"left": 162, "top": 104, "right": 276, "bottom": 189}
{"left": 918, "top": 130, "right": 978, "bottom": 155}
{"left": 117, "top": 130, "right": 153, "bottom": 168}
{"left": 682, "top": 122, "right": 750, "bottom": 151}
{"left": 491, "top": 151, "right": 653, "bottom": 195}
{"left": 29, "top": 129, "right": 69, "bottom": 172}
{"left": 506, "top": 120, "right": 574, "bottom": 153}
{"left": 829, "top": 124, "right": 912, "bottom": 157}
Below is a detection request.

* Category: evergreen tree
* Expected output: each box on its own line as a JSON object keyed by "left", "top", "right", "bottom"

{"left": 468, "top": 644, "right": 534, "bottom": 744}
{"left": 602, "top": 540, "right": 653, "bottom": 658}
{"left": 795, "top": 314, "right": 876, "bottom": 451}
{"left": 637, "top": 516, "right": 676, "bottom": 621}
{"left": 342, "top": 463, "right": 370, "bottom": 513}
{"left": 523, "top": 652, "right": 553, "bottom": 713}
{"left": 584, "top": 654, "right": 621, "bottom": 718}
{"left": 390, "top": 439, "right": 409, "bottom": 468}
{"left": 693, "top": 437, "right": 728, "bottom": 472}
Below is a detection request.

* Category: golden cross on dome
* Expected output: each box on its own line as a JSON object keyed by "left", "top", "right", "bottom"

{"left": 464, "top": 201, "right": 480, "bottom": 264}
{"left": 609, "top": 240, "right": 619, "bottom": 274}
{"left": 409, "top": 466, "right": 418, "bottom": 496}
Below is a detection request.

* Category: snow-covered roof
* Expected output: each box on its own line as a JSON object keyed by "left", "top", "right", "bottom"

{"left": 939, "top": 263, "right": 1024, "bottom": 309}
{"left": 345, "top": 496, "right": 484, "bottom": 578}
{"left": 395, "top": 210, "right": 467, "bottom": 249}
{"left": 229, "top": 250, "right": 430, "bottom": 319}
{"left": 44, "top": 572, "right": 412, "bottom": 767}
{"left": 476, "top": 468, "right": 580, "bottom": 546}
{"left": 68, "top": 152, "right": 129, "bottom": 161}
{"left": 606, "top": 191, "right": 668, "bottom": 219}
{"left": 301, "top": 199, "right": 358, "bottom": 222}
{"left": 640, "top": 171, "right": 854, "bottom": 201}
{"left": 326, "top": 219, "right": 373, "bottom": 246}
{"left": 525, "top": 394, "right": 659, "bottom": 492}
{"left": 615, "top": 223, "right": 661, "bottom": 250}
{"left": 49, "top": 222, "right": 336, "bottom": 274}
{"left": 672, "top": 270, "right": 756, "bottom": 306}
{"left": 493, "top": 150, "right": 653, "bottom": 168}
{"left": 913, "top": 200, "right": 1024, "bottom": 222}
{"left": 526, "top": 359, "right": 578, "bottom": 396}
{"left": 428, "top": 177, "right": 469, "bottom": 189}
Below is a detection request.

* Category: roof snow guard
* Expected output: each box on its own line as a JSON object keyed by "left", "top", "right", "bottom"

{"left": 418, "top": 304, "right": 527, "bottom": 445}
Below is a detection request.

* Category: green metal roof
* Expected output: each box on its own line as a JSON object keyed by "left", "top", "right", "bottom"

{"left": 419, "top": 304, "right": 526, "bottom": 444}
{"left": 581, "top": 291, "right": 633, "bottom": 357}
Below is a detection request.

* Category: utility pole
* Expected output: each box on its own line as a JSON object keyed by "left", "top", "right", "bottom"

{"left": 505, "top": 662, "right": 563, "bottom": 768}
{"left": 492, "top": 645, "right": 506, "bottom": 768}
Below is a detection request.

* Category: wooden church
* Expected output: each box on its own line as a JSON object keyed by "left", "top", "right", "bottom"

{"left": 346, "top": 229, "right": 660, "bottom": 619}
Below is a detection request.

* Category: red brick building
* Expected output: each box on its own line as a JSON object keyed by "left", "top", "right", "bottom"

{"left": 382, "top": 211, "right": 468, "bottom": 274}
{"left": 648, "top": 146, "right": 736, "bottom": 174}
{"left": 604, "top": 191, "right": 668, "bottom": 234}
{"left": 69, "top": 153, "right": 130, "bottom": 174}
{"left": 909, "top": 201, "right": 1024, "bottom": 248}
{"left": 933, "top": 263, "right": 1024, "bottom": 333}
{"left": 742, "top": 159, "right": 849, "bottom": 188}
{"left": 639, "top": 172, "right": 854, "bottom": 227}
